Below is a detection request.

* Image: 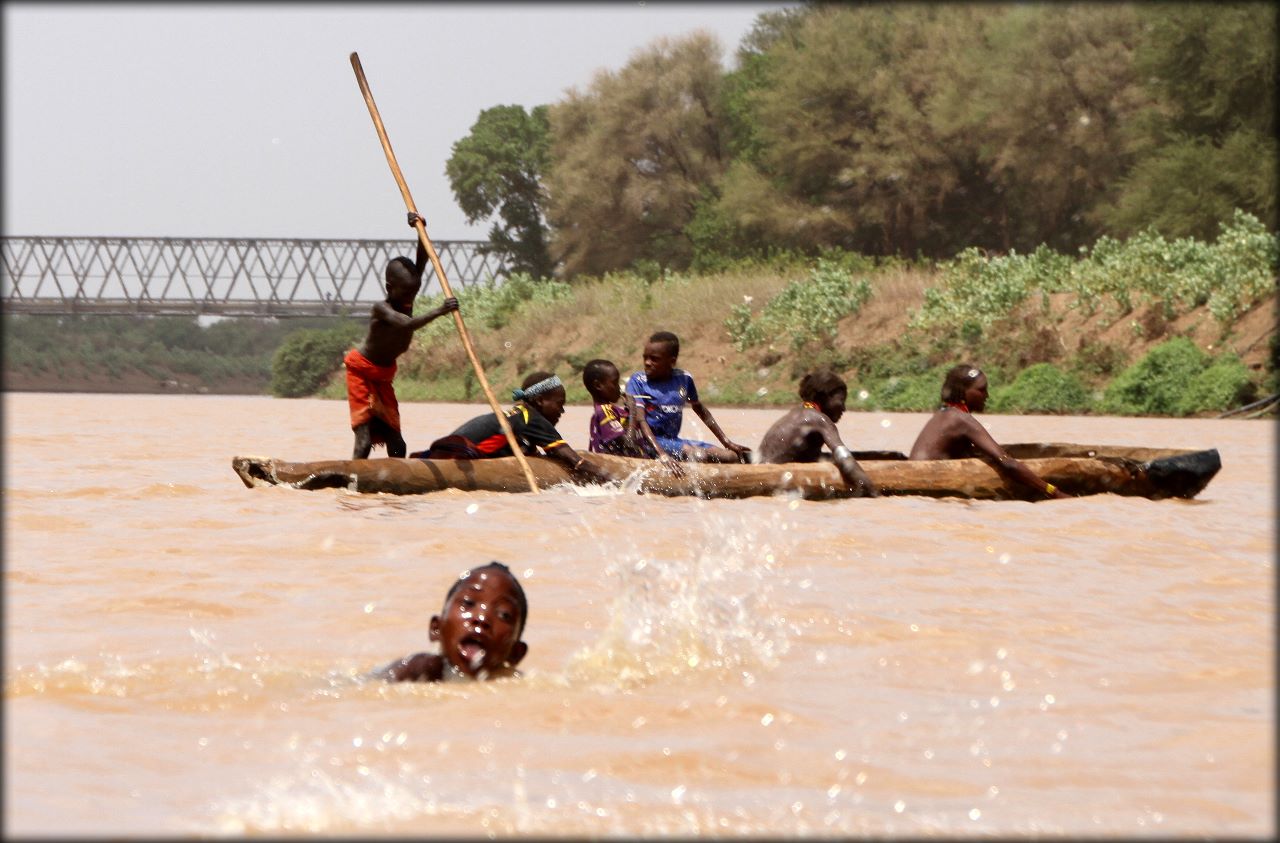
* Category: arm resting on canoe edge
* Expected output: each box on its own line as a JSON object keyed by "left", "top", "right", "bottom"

{"left": 964, "top": 418, "right": 1071, "bottom": 499}
{"left": 689, "top": 400, "right": 751, "bottom": 461}
{"left": 831, "top": 445, "right": 879, "bottom": 497}
{"left": 547, "top": 443, "right": 615, "bottom": 485}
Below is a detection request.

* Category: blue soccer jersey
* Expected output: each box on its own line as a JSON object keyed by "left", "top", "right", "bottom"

{"left": 625, "top": 369, "right": 699, "bottom": 440}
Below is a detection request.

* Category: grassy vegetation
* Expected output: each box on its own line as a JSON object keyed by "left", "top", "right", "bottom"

{"left": 6, "top": 217, "right": 1274, "bottom": 417}
{"left": 359, "top": 216, "right": 1273, "bottom": 418}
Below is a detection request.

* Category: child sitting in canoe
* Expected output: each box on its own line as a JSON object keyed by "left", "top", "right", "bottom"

{"left": 625, "top": 331, "right": 751, "bottom": 463}
{"left": 909, "top": 364, "right": 1071, "bottom": 499}
{"left": 377, "top": 562, "right": 528, "bottom": 682}
{"left": 757, "top": 369, "right": 878, "bottom": 497}
{"left": 412, "top": 371, "right": 614, "bottom": 484}
{"left": 345, "top": 212, "right": 458, "bottom": 459}
{"left": 582, "top": 358, "right": 681, "bottom": 474}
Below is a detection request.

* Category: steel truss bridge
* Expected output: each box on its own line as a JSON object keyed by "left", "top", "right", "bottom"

{"left": 0, "top": 236, "right": 509, "bottom": 318}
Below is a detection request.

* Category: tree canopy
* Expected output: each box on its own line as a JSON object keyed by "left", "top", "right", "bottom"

{"left": 449, "top": 3, "right": 1277, "bottom": 277}
{"left": 445, "top": 104, "right": 554, "bottom": 278}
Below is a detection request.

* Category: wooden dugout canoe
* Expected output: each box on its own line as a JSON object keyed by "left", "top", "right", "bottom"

{"left": 231, "top": 443, "right": 1220, "bottom": 502}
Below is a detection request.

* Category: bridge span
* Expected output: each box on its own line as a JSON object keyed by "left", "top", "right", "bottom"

{"left": 1, "top": 236, "right": 509, "bottom": 318}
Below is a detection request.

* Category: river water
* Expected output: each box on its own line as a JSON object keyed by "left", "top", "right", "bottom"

{"left": 3, "top": 393, "right": 1274, "bottom": 836}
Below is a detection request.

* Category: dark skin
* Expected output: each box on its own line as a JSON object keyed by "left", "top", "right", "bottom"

{"left": 641, "top": 340, "right": 750, "bottom": 464}
{"left": 757, "top": 387, "right": 878, "bottom": 497}
{"left": 519, "top": 385, "right": 617, "bottom": 485}
{"left": 586, "top": 363, "right": 684, "bottom": 477}
{"left": 352, "top": 212, "right": 459, "bottom": 459}
{"left": 379, "top": 567, "right": 528, "bottom": 682}
{"left": 908, "top": 374, "right": 1071, "bottom": 499}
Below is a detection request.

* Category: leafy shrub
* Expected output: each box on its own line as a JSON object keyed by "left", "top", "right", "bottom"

{"left": 1071, "top": 340, "right": 1128, "bottom": 378}
{"left": 860, "top": 365, "right": 953, "bottom": 411}
{"left": 415, "top": 272, "right": 572, "bottom": 345}
{"left": 725, "top": 258, "right": 872, "bottom": 352}
{"left": 912, "top": 210, "right": 1278, "bottom": 332}
{"left": 270, "top": 323, "right": 362, "bottom": 398}
{"left": 988, "top": 363, "right": 1091, "bottom": 414}
{"left": 1101, "top": 337, "right": 1213, "bottom": 416}
{"left": 1180, "top": 354, "right": 1256, "bottom": 414}
{"left": 912, "top": 244, "right": 1070, "bottom": 332}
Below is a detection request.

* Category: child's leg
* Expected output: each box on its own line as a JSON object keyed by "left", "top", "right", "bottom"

{"left": 369, "top": 417, "right": 405, "bottom": 458}
{"left": 353, "top": 424, "right": 373, "bottom": 459}
{"left": 682, "top": 443, "right": 743, "bottom": 463}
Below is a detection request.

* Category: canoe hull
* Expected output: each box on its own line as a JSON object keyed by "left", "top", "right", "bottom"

{"left": 232, "top": 443, "right": 1220, "bottom": 501}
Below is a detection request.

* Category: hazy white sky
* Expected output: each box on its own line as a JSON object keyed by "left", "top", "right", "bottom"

{"left": 3, "top": 2, "right": 791, "bottom": 241}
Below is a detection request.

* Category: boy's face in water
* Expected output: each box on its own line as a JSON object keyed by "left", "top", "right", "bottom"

{"left": 642, "top": 341, "right": 677, "bottom": 380}
{"left": 430, "top": 568, "right": 527, "bottom": 679}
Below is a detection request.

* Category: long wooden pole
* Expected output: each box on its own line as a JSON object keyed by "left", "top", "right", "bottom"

{"left": 349, "top": 52, "right": 540, "bottom": 494}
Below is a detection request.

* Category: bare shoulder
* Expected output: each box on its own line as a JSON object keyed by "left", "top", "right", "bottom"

{"left": 383, "top": 652, "right": 444, "bottom": 682}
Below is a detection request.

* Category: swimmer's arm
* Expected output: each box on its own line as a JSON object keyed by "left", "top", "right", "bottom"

{"left": 377, "top": 652, "right": 444, "bottom": 682}
{"left": 965, "top": 418, "right": 1068, "bottom": 498}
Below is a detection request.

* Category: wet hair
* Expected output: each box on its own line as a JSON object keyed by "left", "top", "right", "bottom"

{"left": 647, "top": 330, "right": 679, "bottom": 357}
{"left": 385, "top": 256, "right": 421, "bottom": 289}
{"left": 798, "top": 369, "right": 847, "bottom": 404}
{"left": 582, "top": 359, "right": 619, "bottom": 392}
{"left": 941, "top": 364, "right": 984, "bottom": 404}
{"left": 443, "top": 561, "right": 528, "bottom": 638}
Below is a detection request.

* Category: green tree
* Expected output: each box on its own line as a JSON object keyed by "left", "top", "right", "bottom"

{"left": 712, "top": 5, "right": 1002, "bottom": 258}
{"left": 545, "top": 32, "right": 731, "bottom": 277}
{"left": 270, "top": 324, "right": 362, "bottom": 398}
{"left": 936, "top": 4, "right": 1145, "bottom": 253}
{"left": 1098, "top": 3, "right": 1278, "bottom": 238}
{"left": 446, "top": 104, "right": 554, "bottom": 278}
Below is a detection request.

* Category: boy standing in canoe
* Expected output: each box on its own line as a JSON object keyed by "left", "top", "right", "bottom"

{"left": 625, "top": 331, "right": 750, "bottom": 463}
{"left": 757, "top": 370, "right": 878, "bottom": 496}
{"left": 345, "top": 212, "right": 458, "bottom": 459}
{"left": 909, "top": 364, "right": 1071, "bottom": 499}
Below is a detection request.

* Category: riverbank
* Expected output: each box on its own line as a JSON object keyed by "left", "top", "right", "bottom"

{"left": 5, "top": 233, "right": 1276, "bottom": 415}
{"left": 310, "top": 259, "right": 1275, "bottom": 416}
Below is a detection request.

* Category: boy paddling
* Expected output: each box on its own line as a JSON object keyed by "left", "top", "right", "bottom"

{"left": 345, "top": 212, "right": 458, "bottom": 458}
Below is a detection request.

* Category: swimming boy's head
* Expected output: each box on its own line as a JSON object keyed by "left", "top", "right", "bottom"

{"left": 514, "top": 370, "right": 567, "bottom": 425}
{"left": 430, "top": 562, "right": 528, "bottom": 678}
{"left": 799, "top": 369, "right": 848, "bottom": 422}
{"left": 384, "top": 257, "right": 422, "bottom": 308}
{"left": 643, "top": 331, "right": 680, "bottom": 380}
{"left": 941, "top": 364, "right": 988, "bottom": 412}
{"left": 582, "top": 359, "right": 621, "bottom": 403}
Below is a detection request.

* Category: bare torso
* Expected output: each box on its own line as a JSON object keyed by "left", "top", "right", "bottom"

{"left": 758, "top": 407, "right": 831, "bottom": 463}
{"left": 358, "top": 301, "right": 417, "bottom": 367}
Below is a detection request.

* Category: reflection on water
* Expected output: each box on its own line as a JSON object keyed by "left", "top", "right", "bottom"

{"left": 3, "top": 394, "right": 1274, "bottom": 835}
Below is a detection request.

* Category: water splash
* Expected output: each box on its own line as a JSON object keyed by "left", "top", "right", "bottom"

{"left": 566, "top": 508, "right": 795, "bottom": 686}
